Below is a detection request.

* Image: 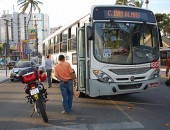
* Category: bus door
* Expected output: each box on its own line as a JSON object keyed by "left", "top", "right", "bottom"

{"left": 76, "top": 25, "right": 88, "bottom": 94}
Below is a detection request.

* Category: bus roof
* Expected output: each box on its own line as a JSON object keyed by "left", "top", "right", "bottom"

{"left": 43, "top": 14, "right": 90, "bottom": 43}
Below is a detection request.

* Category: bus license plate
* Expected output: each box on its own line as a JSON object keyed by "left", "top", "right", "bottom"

{"left": 30, "top": 88, "right": 39, "bottom": 95}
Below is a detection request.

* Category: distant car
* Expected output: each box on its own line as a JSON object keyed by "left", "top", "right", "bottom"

{"left": 6, "top": 60, "right": 17, "bottom": 70}
{"left": 10, "top": 60, "right": 39, "bottom": 81}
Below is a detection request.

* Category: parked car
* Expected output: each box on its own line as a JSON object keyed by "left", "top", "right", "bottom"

{"left": 6, "top": 60, "right": 17, "bottom": 70}
{"left": 10, "top": 60, "right": 39, "bottom": 81}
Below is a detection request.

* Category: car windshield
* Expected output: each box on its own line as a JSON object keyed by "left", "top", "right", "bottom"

{"left": 14, "top": 61, "right": 32, "bottom": 68}
{"left": 94, "top": 22, "right": 159, "bottom": 64}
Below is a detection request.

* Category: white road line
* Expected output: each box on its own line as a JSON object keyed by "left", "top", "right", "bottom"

{"left": 110, "top": 99, "right": 134, "bottom": 122}
{"left": 112, "top": 100, "right": 170, "bottom": 107}
{"left": 15, "top": 121, "right": 144, "bottom": 130}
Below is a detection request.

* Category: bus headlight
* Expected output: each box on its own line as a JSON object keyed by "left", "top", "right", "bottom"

{"left": 93, "top": 70, "right": 114, "bottom": 83}
{"left": 148, "top": 69, "right": 160, "bottom": 80}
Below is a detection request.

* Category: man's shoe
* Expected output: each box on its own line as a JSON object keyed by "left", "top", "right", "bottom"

{"left": 61, "top": 111, "right": 70, "bottom": 114}
{"left": 48, "top": 86, "right": 51, "bottom": 88}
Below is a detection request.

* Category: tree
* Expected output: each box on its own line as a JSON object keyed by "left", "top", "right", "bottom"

{"left": 18, "top": 0, "right": 43, "bottom": 28}
{"left": 155, "top": 13, "right": 170, "bottom": 36}
{"left": 116, "top": 0, "right": 128, "bottom": 5}
{"left": 115, "top": 0, "right": 143, "bottom": 7}
{"left": 0, "top": 43, "right": 3, "bottom": 53}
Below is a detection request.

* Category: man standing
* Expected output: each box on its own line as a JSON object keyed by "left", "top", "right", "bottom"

{"left": 45, "top": 55, "right": 53, "bottom": 88}
{"left": 54, "top": 55, "right": 74, "bottom": 114}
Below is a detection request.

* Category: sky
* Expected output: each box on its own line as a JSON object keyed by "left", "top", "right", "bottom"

{"left": 0, "top": 0, "right": 170, "bottom": 27}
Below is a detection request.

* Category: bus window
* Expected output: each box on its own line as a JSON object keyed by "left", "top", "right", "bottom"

{"left": 61, "top": 30, "right": 67, "bottom": 52}
{"left": 72, "top": 53, "right": 77, "bottom": 65}
{"left": 68, "top": 24, "right": 78, "bottom": 51}
{"left": 54, "top": 35, "right": 59, "bottom": 53}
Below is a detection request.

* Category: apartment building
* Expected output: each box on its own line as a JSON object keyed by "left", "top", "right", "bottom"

{"left": 0, "top": 11, "right": 50, "bottom": 61}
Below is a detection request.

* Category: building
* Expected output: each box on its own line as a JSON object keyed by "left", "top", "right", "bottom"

{"left": 50, "top": 26, "right": 62, "bottom": 35}
{"left": 0, "top": 10, "right": 50, "bottom": 61}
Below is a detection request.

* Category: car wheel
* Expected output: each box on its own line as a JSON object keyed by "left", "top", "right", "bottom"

{"left": 11, "top": 79, "right": 14, "bottom": 82}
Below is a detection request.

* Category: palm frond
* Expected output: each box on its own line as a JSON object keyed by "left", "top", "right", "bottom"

{"left": 19, "top": 2, "right": 28, "bottom": 10}
{"left": 20, "top": 3, "right": 29, "bottom": 13}
{"left": 18, "top": 0, "right": 42, "bottom": 15}
{"left": 35, "top": 4, "right": 41, "bottom": 13}
{"left": 17, "top": 0, "right": 27, "bottom": 6}
{"left": 32, "top": 3, "right": 36, "bottom": 11}
{"left": 35, "top": 1, "right": 43, "bottom": 4}
{"left": 34, "top": 2, "right": 41, "bottom": 12}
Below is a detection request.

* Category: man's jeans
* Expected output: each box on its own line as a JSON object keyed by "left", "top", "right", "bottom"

{"left": 46, "top": 69, "right": 52, "bottom": 87}
{"left": 60, "top": 80, "right": 73, "bottom": 113}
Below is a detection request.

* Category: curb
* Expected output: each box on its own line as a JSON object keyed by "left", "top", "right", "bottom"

{"left": 0, "top": 78, "right": 10, "bottom": 84}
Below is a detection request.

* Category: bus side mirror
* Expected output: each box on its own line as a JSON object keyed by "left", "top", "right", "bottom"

{"left": 158, "top": 28, "right": 163, "bottom": 47}
{"left": 87, "top": 26, "right": 93, "bottom": 40}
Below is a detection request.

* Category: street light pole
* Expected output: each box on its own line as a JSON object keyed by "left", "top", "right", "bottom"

{"left": 3, "top": 19, "right": 10, "bottom": 77}
{"left": 145, "top": 0, "right": 149, "bottom": 9}
{"left": 34, "top": 19, "right": 38, "bottom": 56}
{"left": 31, "top": 16, "right": 41, "bottom": 63}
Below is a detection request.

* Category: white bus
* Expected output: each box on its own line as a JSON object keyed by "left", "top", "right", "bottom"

{"left": 43, "top": 5, "right": 162, "bottom": 97}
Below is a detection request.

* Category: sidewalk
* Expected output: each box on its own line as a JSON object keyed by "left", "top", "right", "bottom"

{"left": 0, "top": 69, "right": 10, "bottom": 83}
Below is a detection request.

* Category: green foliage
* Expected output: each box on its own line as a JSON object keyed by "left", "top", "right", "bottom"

{"left": 155, "top": 13, "right": 170, "bottom": 36}
{"left": 115, "top": 0, "right": 142, "bottom": 7}
{"left": 17, "top": 0, "right": 43, "bottom": 30}
{"left": 18, "top": 0, "right": 43, "bottom": 14}
{"left": 0, "top": 43, "right": 3, "bottom": 52}
{"left": 116, "top": 0, "right": 128, "bottom": 5}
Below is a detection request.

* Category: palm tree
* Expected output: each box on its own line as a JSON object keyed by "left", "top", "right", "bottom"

{"left": 115, "top": 0, "right": 143, "bottom": 7}
{"left": 0, "top": 43, "right": 3, "bottom": 53}
{"left": 18, "top": 0, "right": 43, "bottom": 60}
{"left": 18, "top": 0, "right": 43, "bottom": 29}
{"left": 115, "top": 0, "right": 128, "bottom": 5}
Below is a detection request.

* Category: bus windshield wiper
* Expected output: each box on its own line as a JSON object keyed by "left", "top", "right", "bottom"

{"left": 110, "top": 19, "right": 129, "bottom": 40}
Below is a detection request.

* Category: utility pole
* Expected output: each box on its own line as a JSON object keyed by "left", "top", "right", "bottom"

{"left": 34, "top": 19, "right": 38, "bottom": 56}
{"left": 2, "top": 19, "right": 10, "bottom": 77}
{"left": 31, "top": 16, "right": 41, "bottom": 63}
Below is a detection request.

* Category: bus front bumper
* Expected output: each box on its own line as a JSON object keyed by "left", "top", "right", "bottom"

{"left": 88, "top": 77, "right": 160, "bottom": 97}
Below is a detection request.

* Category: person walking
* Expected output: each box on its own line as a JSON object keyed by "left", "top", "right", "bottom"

{"left": 45, "top": 55, "right": 53, "bottom": 88}
{"left": 54, "top": 55, "right": 75, "bottom": 114}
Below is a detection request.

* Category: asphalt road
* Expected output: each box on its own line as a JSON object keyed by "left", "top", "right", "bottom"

{"left": 0, "top": 79, "right": 170, "bottom": 130}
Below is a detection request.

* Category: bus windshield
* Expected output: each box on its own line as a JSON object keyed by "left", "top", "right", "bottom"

{"left": 94, "top": 22, "right": 159, "bottom": 64}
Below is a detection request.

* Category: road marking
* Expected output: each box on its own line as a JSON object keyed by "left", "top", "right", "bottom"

{"left": 111, "top": 100, "right": 170, "bottom": 107}
{"left": 15, "top": 121, "right": 144, "bottom": 130}
{"left": 110, "top": 99, "right": 134, "bottom": 122}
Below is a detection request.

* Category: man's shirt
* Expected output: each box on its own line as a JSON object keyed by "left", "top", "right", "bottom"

{"left": 54, "top": 61, "right": 73, "bottom": 80}
{"left": 45, "top": 59, "right": 52, "bottom": 70}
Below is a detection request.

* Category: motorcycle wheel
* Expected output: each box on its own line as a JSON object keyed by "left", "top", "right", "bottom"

{"left": 36, "top": 99, "right": 48, "bottom": 123}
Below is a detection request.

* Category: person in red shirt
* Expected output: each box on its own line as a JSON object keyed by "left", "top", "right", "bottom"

{"left": 166, "top": 58, "right": 170, "bottom": 77}
{"left": 54, "top": 55, "right": 75, "bottom": 114}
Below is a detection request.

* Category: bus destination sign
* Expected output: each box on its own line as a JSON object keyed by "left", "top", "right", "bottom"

{"left": 105, "top": 10, "right": 141, "bottom": 19}
{"left": 93, "top": 7, "right": 156, "bottom": 23}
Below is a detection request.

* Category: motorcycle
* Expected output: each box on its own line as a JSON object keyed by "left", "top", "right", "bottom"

{"left": 19, "top": 67, "right": 48, "bottom": 123}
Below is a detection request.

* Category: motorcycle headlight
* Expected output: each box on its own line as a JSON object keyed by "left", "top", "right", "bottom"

{"left": 93, "top": 70, "right": 114, "bottom": 83}
{"left": 148, "top": 69, "right": 160, "bottom": 80}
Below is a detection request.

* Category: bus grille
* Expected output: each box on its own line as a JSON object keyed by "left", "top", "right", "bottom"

{"left": 118, "top": 83, "right": 142, "bottom": 90}
{"left": 109, "top": 67, "right": 150, "bottom": 75}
